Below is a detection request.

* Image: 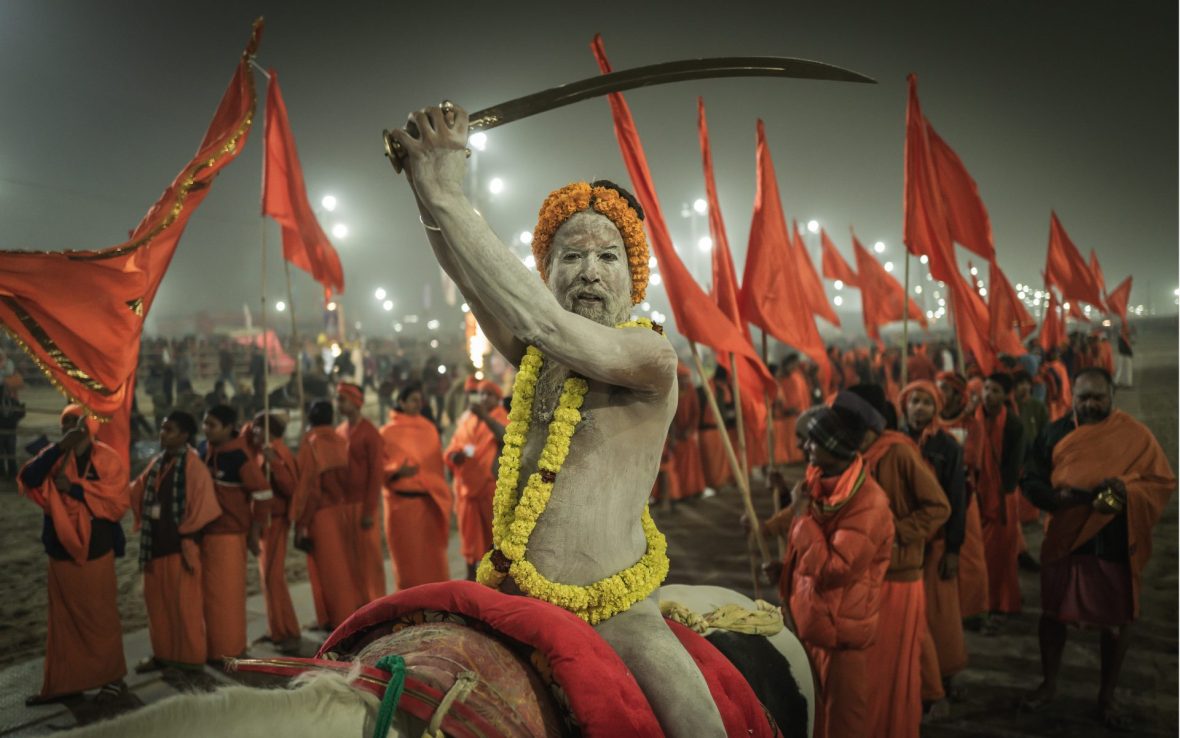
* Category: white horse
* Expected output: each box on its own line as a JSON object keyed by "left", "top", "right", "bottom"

{"left": 64, "top": 585, "right": 814, "bottom": 738}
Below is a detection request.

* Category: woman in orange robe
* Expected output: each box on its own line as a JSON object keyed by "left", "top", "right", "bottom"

{"left": 381, "top": 383, "right": 452, "bottom": 589}
{"left": 19, "top": 405, "right": 130, "bottom": 704}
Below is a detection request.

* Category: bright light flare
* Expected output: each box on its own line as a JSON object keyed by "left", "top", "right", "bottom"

{"left": 834, "top": 280, "right": 844, "bottom": 291}
{"left": 331, "top": 223, "right": 349, "bottom": 239}
{"left": 873, "top": 241, "right": 885, "bottom": 254}
{"left": 321, "top": 195, "right": 337, "bottom": 212}
{"left": 374, "top": 287, "right": 386, "bottom": 300}
{"left": 275, "top": 300, "right": 286, "bottom": 312}
{"left": 833, "top": 295, "right": 844, "bottom": 306}
{"left": 382, "top": 300, "right": 394, "bottom": 312}
{"left": 469, "top": 132, "right": 488, "bottom": 151}
{"left": 519, "top": 231, "right": 533, "bottom": 245}
{"left": 884, "top": 261, "right": 894, "bottom": 273}
{"left": 807, "top": 220, "right": 820, "bottom": 234}
{"left": 697, "top": 236, "right": 713, "bottom": 252}
{"left": 692, "top": 198, "right": 708, "bottom": 214}
{"left": 488, "top": 177, "right": 505, "bottom": 195}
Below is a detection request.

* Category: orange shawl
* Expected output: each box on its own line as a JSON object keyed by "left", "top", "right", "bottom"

{"left": 292, "top": 427, "right": 350, "bottom": 527}
{"left": 130, "top": 447, "right": 222, "bottom": 535}
{"left": 20, "top": 440, "right": 129, "bottom": 564}
{"left": 444, "top": 407, "right": 508, "bottom": 500}
{"left": 974, "top": 404, "right": 1008, "bottom": 524}
{"left": 1042, "top": 410, "right": 1175, "bottom": 615}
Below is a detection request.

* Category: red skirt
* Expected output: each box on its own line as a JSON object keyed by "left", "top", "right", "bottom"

{"left": 1041, "top": 554, "right": 1133, "bottom": 627}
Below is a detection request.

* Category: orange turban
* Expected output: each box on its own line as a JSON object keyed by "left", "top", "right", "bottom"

{"left": 60, "top": 404, "right": 101, "bottom": 436}
{"left": 336, "top": 382, "right": 364, "bottom": 408}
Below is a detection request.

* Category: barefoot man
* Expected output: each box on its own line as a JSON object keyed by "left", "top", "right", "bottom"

{"left": 387, "top": 102, "right": 726, "bottom": 736}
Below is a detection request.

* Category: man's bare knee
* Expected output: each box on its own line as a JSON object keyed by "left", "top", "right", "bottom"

{"left": 596, "top": 600, "right": 726, "bottom": 738}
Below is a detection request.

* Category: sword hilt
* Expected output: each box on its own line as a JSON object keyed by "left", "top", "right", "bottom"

{"left": 384, "top": 102, "right": 473, "bottom": 174}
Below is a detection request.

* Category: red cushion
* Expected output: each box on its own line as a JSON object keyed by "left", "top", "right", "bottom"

{"left": 318, "top": 581, "right": 663, "bottom": 738}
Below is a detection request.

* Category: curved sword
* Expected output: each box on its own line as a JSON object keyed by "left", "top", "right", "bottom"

{"left": 384, "top": 55, "right": 875, "bottom": 171}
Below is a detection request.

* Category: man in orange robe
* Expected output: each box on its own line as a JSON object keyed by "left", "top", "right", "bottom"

{"left": 670, "top": 364, "right": 706, "bottom": 498}
{"left": 698, "top": 366, "right": 735, "bottom": 490}
{"left": 937, "top": 372, "right": 991, "bottom": 625}
{"left": 380, "top": 383, "right": 452, "bottom": 589}
{"left": 899, "top": 382, "right": 969, "bottom": 711}
{"left": 1041, "top": 351, "right": 1072, "bottom": 422}
{"left": 131, "top": 410, "right": 222, "bottom": 671}
{"left": 246, "top": 412, "right": 301, "bottom": 653}
{"left": 19, "top": 405, "right": 130, "bottom": 704}
{"left": 1021, "top": 368, "right": 1175, "bottom": 730}
{"left": 774, "top": 355, "right": 809, "bottom": 464}
{"left": 293, "top": 400, "right": 365, "bottom": 629}
{"left": 336, "top": 382, "right": 387, "bottom": 602}
{"left": 977, "top": 374, "right": 1025, "bottom": 615}
{"left": 200, "top": 404, "right": 273, "bottom": 661}
{"left": 444, "top": 379, "right": 507, "bottom": 579}
{"left": 837, "top": 388, "right": 949, "bottom": 738}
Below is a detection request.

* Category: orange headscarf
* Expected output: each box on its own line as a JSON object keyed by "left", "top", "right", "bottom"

{"left": 898, "top": 380, "right": 943, "bottom": 446}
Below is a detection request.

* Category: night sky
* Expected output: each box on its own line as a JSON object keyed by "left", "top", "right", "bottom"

{"left": 1, "top": 1, "right": 1175, "bottom": 337}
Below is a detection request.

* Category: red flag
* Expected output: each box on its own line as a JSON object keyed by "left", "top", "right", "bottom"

{"left": 1045, "top": 212, "right": 1103, "bottom": 309}
{"left": 1039, "top": 289, "right": 1066, "bottom": 352}
{"left": 1088, "top": 249, "right": 1108, "bottom": 312}
{"left": 1105, "top": 276, "right": 1133, "bottom": 340}
{"left": 903, "top": 74, "right": 994, "bottom": 373}
{"left": 0, "top": 22, "right": 262, "bottom": 423}
{"left": 263, "top": 71, "right": 345, "bottom": 301}
{"left": 589, "top": 36, "right": 772, "bottom": 386}
{"left": 988, "top": 261, "right": 1034, "bottom": 355}
{"left": 737, "top": 120, "right": 830, "bottom": 389}
{"left": 927, "top": 126, "right": 995, "bottom": 262}
{"left": 851, "top": 233, "right": 927, "bottom": 346}
{"left": 696, "top": 98, "right": 770, "bottom": 429}
{"left": 791, "top": 221, "right": 841, "bottom": 327}
{"left": 820, "top": 228, "right": 858, "bottom": 286}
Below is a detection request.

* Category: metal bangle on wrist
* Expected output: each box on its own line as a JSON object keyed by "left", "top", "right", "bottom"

{"left": 418, "top": 215, "right": 442, "bottom": 232}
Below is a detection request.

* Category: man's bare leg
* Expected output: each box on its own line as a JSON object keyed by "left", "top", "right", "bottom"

{"left": 1097, "top": 623, "right": 1134, "bottom": 728}
{"left": 595, "top": 597, "right": 726, "bottom": 738}
{"left": 1023, "top": 613, "right": 1067, "bottom": 708}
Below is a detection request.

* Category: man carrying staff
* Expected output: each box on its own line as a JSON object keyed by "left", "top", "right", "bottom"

{"left": 1020, "top": 367, "right": 1175, "bottom": 730}
{"left": 19, "top": 405, "right": 130, "bottom": 705}
{"left": 387, "top": 102, "right": 726, "bottom": 736}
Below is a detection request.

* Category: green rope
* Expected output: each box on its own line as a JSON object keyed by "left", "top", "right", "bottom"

{"left": 372, "top": 654, "right": 406, "bottom": 738}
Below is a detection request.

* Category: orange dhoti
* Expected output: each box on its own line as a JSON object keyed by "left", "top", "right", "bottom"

{"left": 957, "top": 496, "right": 990, "bottom": 619}
{"left": 920, "top": 539, "right": 967, "bottom": 700}
{"left": 456, "top": 492, "right": 494, "bottom": 565}
{"left": 358, "top": 510, "right": 387, "bottom": 603}
{"left": 981, "top": 494, "right": 1022, "bottom": 613}
{"left": 774, "top": 416, "right": 804, "bottom": 464}
{"left": 806, "top": 645, "right": 869, "bottom": 738}
{"left": 258, "top": 516, "right": 300, "bottom": 643}
{"left": 864, "top": 579, "right": 925, "bottom": 738}
{"left": 673, "top": 433, "right": 706, "bottom": 498}
{"left": 201, "top": 532, "right": 247, "bottom": 660}
{"left": 699, "top": 428, "right": 733, "bottom": 489}
{"left": 40, "top": 553, "right": 126, "bottom": 698}
{"left": 384, "top": 491, "right": 450, "bottom": 589}
{"left": 144, "top": 549, "right": 206, "bottom": 667}
{"left": 309, "top": 504, "right": 365, "bottom": 628}
{"left": 736, "top": 425, "right": 768, "bottom": 469}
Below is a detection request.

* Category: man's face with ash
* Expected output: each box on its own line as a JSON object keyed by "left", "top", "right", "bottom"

{"left": 1073, "top": 374, "right": 1113, "bottom": 425}
{"left": 546, "top": 211, "right": 631, "bottom": 326}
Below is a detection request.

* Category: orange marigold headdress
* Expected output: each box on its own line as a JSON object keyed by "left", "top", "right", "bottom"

{"left": 530, "top": 180, "right": 650, "bottom": 304}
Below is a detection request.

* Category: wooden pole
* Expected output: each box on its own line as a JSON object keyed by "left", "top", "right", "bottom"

{"left": 728, "top": 354, "right": 751, "bottom": 486}
{"left": 901, "top": 251, "right": 910, "bottom": 387}
{"left": 284, "top": 260, "right": 307, "bottom": 434}
{"left": 690, "top": 342, "right": 770, "bottom": 564}
{"left": 259, "top": 215, "right": 271, "bottom": 480}
{"left": 762, "top": 332, "right": 785, "bottom": 560}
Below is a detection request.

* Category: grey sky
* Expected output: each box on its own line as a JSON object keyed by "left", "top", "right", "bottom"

{"left": 1, "top": 1, "right": 1175, "bottom": 337}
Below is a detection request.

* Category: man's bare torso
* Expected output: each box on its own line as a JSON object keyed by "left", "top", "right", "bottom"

{"left": 508, "top": 359, "right": 676, "bottom": 587}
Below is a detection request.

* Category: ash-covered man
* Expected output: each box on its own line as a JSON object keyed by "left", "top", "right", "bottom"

{"left": 388, "top": 104, "right": 726, "bottom": 736}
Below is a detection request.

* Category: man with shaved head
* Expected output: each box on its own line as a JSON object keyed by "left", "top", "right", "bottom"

{"left": 388, "top": 103, "right": 725, "bottom": 736}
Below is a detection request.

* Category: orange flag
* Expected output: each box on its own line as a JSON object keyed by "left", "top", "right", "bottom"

{"left": 988, "top": 261, "right": 1034, "bottom": 355}
{"left": 590, "top": 36, "right": 772, "bottom": 385}
{"left": 739, "top": 120, "right": 830, "bottom": 389}
{"left": 1105, "top": 276, "right": 1133, "bottom": 340}
{"left": 1089, "top": 249, "right": 1108, "bottom": 312}
{"left": 0, "top": 22, "right": 262, "bottom": 423}
{"left": 791, "top": 221, "right": 841, "bottom": 327}
{"left": 820, "top": 228, "right": 858, "bottom": 286}
{"left": 851, "top": 232, "right": 927, "bottom": 346}
{"left": 1039, "top": 289, "right": 1066, "bottom": 352}
{"left": 903, "top": 74, "right": 995, "bottom": 373}
{"left": 1045, "top": 212, "right": 1103, "bottom": 310}
{"left": 696, "top": 99, "right": 771, "bottom": 431}
{"left": 263, "top": 71, "right": 344, "bottom": 301}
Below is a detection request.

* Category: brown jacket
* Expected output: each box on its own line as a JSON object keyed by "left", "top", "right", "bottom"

{"left": 863, "top": 431, "right": 950, "bottom": 581}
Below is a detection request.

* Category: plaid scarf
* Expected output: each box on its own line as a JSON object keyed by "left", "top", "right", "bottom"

{"left": 139, "top": 448, "right": 187, "bottom": 569}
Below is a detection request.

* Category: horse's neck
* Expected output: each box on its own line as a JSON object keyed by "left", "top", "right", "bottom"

{"left": 65, "top": 673, "right": 398, "bottom": 738}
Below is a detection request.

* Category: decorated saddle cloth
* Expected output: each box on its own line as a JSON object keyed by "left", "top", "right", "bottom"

{"left": 235, "top": 580, "right": 780, "bottom": 737}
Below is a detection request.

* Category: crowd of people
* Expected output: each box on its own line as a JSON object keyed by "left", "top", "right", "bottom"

{"left": 7, "top": 316, "right": 1169, "bottom": 736}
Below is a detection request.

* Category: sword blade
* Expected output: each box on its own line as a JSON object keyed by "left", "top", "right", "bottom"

{"left": 467, "top": 56, "right": 875, "bottom": 131}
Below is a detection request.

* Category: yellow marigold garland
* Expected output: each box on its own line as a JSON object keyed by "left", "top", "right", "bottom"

{"left": 530, "top": 182, "right": 650, "bottom": 305}
{"left": 476, "top": 318, "right": 668, "bottom": 624}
